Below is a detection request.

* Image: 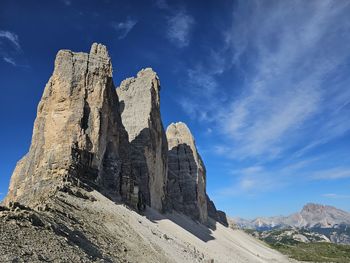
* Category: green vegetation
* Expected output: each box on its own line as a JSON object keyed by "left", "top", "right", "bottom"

{"left": 270, "top": 241, "right": 350, "bottom": 263}
{"left": 243, "top": 228, "right": 350, "bottom": 262}
{"left": 264, "top": 238, "right": 350, "bottom": 263}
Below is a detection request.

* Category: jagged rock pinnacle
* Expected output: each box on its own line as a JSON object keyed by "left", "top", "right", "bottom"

{"left": 166, "top": 122, "right": 208, "bottom": 223}
{"left": 117, "top": 67, "right": 167, "bottom": 211}
{"left": 4, "top": 43, "right": 132, "bottom": 206}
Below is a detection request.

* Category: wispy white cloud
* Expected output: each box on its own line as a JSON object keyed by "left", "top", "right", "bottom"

{"left": 219, "top": 1, "right": 350, "bottom": 159}
{"left": 213, "top": 145, "right": 231, "bottom": 156}
{"left": 166, "top": 10, "right": 194, "bottom": 48}
{"left": 322, "top": 193, "right": 350, "bottom": 199}
{"left": 216, "top": 156, "right": 342, "bottom": 197}
{"left": 179, "top": 49, "right": 229, "bottom": 120}
{"left": 312, "top": 168, "right": 350, "bottom": 180}
{"left": 181, "top": 1, "right": 350, "bottom": 162}
{"left": 3, "top": 56, "right": 16, "bottom": 66}
{"left": 178, "top": 98, "right": 210, "bottom": 121}
{"left": 187, "top": 69, "right": 218, "bottom": 95}
{"left": 217, "top": 165, "right": 284, "bottom": 197}
{"left": 154, "top": 0, "right": 169, "bottom": 10}
{"left": 112, "top": 18, "right": 138, "bottom": 40}
{"left": 0, "top": 30, "right": 20, "bottom": 50}
{"left": 0, "top": 30, "right": 23, "bottom": 67}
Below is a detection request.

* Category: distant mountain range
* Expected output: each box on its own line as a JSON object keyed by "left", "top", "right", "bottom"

{"left": 234, "top": 203, "right": 350, "bottom": 244}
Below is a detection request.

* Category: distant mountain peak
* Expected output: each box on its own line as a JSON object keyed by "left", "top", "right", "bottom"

{"left": 302, "top": 203, "right": 330, "bottom": 211}
{"left": 234, "top": 203, "right": 350, "bottom": 231}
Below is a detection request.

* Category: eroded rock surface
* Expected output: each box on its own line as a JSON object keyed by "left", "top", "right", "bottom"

{"left": 117, "top": 68, "right": 168, "bottom": 211}
{"left": 4, "top": 43, "right": 132, "bottom": 207}
{"left": 166, "top": 122, "right": 208, "bottom": 224}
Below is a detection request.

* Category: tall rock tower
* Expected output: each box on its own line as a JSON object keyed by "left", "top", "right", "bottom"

{"left": 166, "top": 122, "right": 208, "bottom": 224}
{"left": 117, "top": 68, "right": 168, "bottom": 211}
{"left": 4, "top": 43, "right": 132, "bottom": 206}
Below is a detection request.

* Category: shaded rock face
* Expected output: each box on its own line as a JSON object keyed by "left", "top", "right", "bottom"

{"left": 117, "top": 68, "right": 168, "bottom": 211}
{"left": 4, "top": 43, "right": 132, "bottom": 206}
{"left": 166, "top": 122, "right": 208, "bottom": 224}
{"left": 206, "top": 195, "right": 229, "bottom": 227}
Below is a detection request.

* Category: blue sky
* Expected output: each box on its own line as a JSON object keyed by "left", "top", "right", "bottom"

{"left": 1, "top": 0, "right": 350, "bottom": 218}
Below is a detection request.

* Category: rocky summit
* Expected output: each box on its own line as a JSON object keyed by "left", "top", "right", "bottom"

{"left": 166, "top": 122, "right": 208, "bottom": 224}
{"left": 117, "top": 68, "right": 168, "bottom": 211}
{"left": 0, "top": 43, "right": 293, "bottom": 263}
{"left": 4, "top": 43, "right": 133, "bottom": 207}
{"left": 166, "top": 122, "right": 228, "bottom": 226}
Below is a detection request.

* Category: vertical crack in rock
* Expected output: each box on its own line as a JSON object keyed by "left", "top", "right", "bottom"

{"left": 4, "top": 43, "right": 132, "bottom": 207}
{"left": 116, "top": 68, "right": 168, "bottom": 211}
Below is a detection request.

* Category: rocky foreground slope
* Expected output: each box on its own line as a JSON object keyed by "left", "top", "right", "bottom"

{"left": 0, "top": 186, "right": 293, "bottom": 262}
{"left": 1, "top": 43, "right": 292, "bottom": 262}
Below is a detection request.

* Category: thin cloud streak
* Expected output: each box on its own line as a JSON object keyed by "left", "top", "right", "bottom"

{"left": 0, "top": 30, "right": 21, "bottom": 50}
{"left": 112, "top": 18, "right": 138, "bottom": 39}
{"left": 3, "top": 56, "right": 17, "bottom": 66}
{"left": 322, "top": 193, "right": 350, "bottom": 199}
{"left": 0, "top": 30, "right": 22, "bottom": 66}
{"left": 216, "top": 157, "right": 348, "bottom": 197}
{"left": 312, "top": 168, "right": 350, "bottom": 180}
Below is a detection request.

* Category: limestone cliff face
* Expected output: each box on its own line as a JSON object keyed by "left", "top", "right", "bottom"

{"left": 117, "top": 68, "right": 168, "bottom": 211}
{"left": 4, "top": 43, "right": 132, "bottom": 206}
{"left": 4, "top": 43, "right": 227, "bottom": 228}
{"left": 166, "top": 122, "right": 208, "bottom": 224}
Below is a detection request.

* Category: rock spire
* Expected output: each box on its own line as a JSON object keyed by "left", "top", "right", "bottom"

{"left": 117, "top": 68, "right": 168, "bottom": 211}
{"left": 4, "top": 43, "right": 132, "bottom": 206}
{"left": 166, "top": 122, "right": 208, "bottom": 223}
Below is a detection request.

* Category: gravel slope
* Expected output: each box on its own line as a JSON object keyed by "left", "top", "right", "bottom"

{"left": 0, "top": 187, "right": 295, "bottom": 263}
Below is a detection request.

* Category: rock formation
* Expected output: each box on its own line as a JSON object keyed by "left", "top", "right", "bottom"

{"left": 166, "top": 122, "right": 228, "bottom": 225}
{"left": 0, "top": 43, "right": 294, "bottom": 262}
{"left": 206, "top": 195, "right": 229, "bottom": 226}
{"left": 4, "top": 42, "right": 226, "bottom": 226}
{"left": 117, "top": 68, "right": 168, "bottom": 211}
{"left": 166, "top": 122, "right": 208, "bottom": 223}
{"left": 4, "top": 43, "right": 133, "bottom": 206}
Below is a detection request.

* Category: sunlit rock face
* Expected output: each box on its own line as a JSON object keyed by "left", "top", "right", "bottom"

{"left": 3, "top": 43, "right": 227, "bottom": 228}
{"left": 166, "top": 122, "right": 208, "bottom": 224}
{"left": 117, "top": 68, "right": 168, "bottom": 211}
{"left": 4, "top": 43, "right": 133, "bottom": 206}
